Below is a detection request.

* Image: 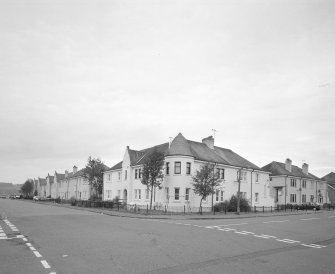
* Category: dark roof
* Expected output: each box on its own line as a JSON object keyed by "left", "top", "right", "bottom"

{"left": 66, "top": 164, "right": 110, "bottom": 179}
{"left": 110, "top": 133, "right": 262, "bottom": 171}
{"left": 262, "top": 161, "right": 321, "bottom": 180}
{"left": 55, "top": 172, "right": 65, "bottom": 181}
{"left": 322, "top": 172, "right": 335, "bottom": 183}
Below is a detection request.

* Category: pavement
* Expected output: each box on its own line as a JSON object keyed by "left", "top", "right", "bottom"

{"left": 36, "top": 199, "right": 328, "bottom": 220}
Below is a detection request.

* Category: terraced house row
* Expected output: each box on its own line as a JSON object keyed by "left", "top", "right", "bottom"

{"left": 33, "top": 133, "right": 332, "bottom": 209}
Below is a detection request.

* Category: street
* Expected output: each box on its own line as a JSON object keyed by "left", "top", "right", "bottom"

{"left": 1, "top": 199, "right": 334, "bottom": 274}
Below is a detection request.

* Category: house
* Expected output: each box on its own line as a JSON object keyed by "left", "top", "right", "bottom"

{"left": 103, "top": 133, "right": 274, "bottom": 210}
{"left": 45, "top": 174, "right": 54, "bottom": 198}
{"left": 52, "top": 171, "right": 65, "bottom": 198}
{"left": 37, "top": 177, "right": 47, "bottom": 197}
{"left": 262, "top": 159, "right": 329, "bottom": 206}
{"left": 58, "top": 166, "right": 91, "bottom": 200}
{"left": 321, "top": 172, "right": 335, "bottom": 205}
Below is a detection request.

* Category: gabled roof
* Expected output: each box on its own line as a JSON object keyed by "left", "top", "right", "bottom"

{"left": 262, "top": 161, "right": 321, "bottom": 180}
{"left": 322, "top": 172, "right": 335, "bottom": 183}
{"left": 65, "top": 164, "right": 110, "bottom": 179}
{"left": 110, "top": 133, "right": 262, "bottom": 171}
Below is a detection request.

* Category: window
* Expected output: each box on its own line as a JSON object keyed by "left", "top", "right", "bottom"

{"left": 302, "top": 180, "right": 306, "bottom": 188}
{"left": 216, "top": 190, "right": 219, "bottom": 202}
{"left": 320, "top": 182, "right": 323, "bottom": 189}
{"left": 166, "top": 162, "right": 170, "bottom": 175}
{"left": 139, "top": 169, "right": 142, "bottom": 179}
{"left": 145, "top": 189, "right": 149, "bottom": 200}
{"left": 220, "top": 191, "right": 224, "bottom": 202}
{"left": 135, "top": 189, "right": 138, "bottom": 199}
{"left": 310, "top": 195, "right": 314, "bottom": 203}
{"left": 241, "top": 192, "right": 247, "bottom": 198}
{"left": 290, "top": 194, "right": 296, "bottom": 203}
{"left": 125, "top": 170, "right": 127, "bottom": 180}
{"left": 302, "top": 194, "right": 306, "bottom": 203}
{"left": 186, "top": 162, "right": 191, "bottom": 175}
{"left": 185, "top": 188, "right": 190, "bottom": 201}
{"left": 117, "top": 190, "right": 121, "bottom": 198}
{"left": 118, "top": 172, "right": 121, "bottom": 180}
{"left": 134, "top": 189, "right": 141, "bottom": 199}
{"left": 217, "top": 168, "right": 225, "bottom": 179}
{"left": 174, "top": 162, "right": 181, "bottom": 174}
{"left": 174, "top": 188, "right": 180, "bottom": 200}
{"left": 135, "top": 169, "right": 138, "bottom": 179}
{"left": 255, "top": 193, "right": 259, "bottom": 203}
{"left": 106, "top": 190, "right": 112, "bottom": 199}
{"left": 138, "top": 189, "right": 141, "bottom": 200}
{"left": 290, "top": 179, "right": 296, "bottom": 187}
{"left": 165, "top": 187, "right": 169, "bottom": 200}
{"left": 318, "top": 196, "right": 323, "bottom": 203}
{"left": 108, "top": 174, "right": 110, "bottom": 181}
{"left": 237, "top": 171, "right": 247, "bottom": 181}
{"left": 256, "top": 173, "right": 260, "bottom": 183}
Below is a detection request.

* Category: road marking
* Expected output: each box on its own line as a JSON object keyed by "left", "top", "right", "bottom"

{"left": 41, "top": 260, "right": 51, "bottom": 269}
{"left": 300, "top": 218, "right": 320, "bottom": 221}
{"left": 218, "top": 223, "right": 248, "bottom": 227}
{"left": 192, "top": 225, "right": 203, "bottom": 228}
{"left": 263, "top": 220, "right": 289, "bottom": 223}
{"left": 22, "top": 238, "right": 28, "bottom": 241}
{"left": 260, "top": 234, "right": 276, "bottom": 238}
{"left": 254, "top": 235, "right": 271, "bottom": 238}
{"left": 241, "top": 231, "right": 255, "bottom": 235}
{"left": 282, "top": 239, "right": 300, "bottom": 243}
{"left": 26, "top": 243, "right": 32, "bottom": 247}
{"left": 235, "top": 231, "right": 249, "bottom": 235}
{"left": 16, "top": 235, "right": 24, "bottom": 238}
{"left": 205, "top": 226, "right": 215, "bottom": 229}
{"left": 183, "top": 224, "right": 191, "bottom": 226}
{"left": 328, "top": 216, "right": 335, "bottom": 218}
{"left": 29, "top": 246, "right": 36, "bottom": 251}
{"left": 301, "top": 244, "right": 325, "bottom": 249}
{"left": 50, "top": 272, "right": 56, "bottom": 274}
{"left": 33, "top": 251, "right": 42, "bottom": 258}
{"left": 0, "top": 233, "right": 6, "bottom": 237}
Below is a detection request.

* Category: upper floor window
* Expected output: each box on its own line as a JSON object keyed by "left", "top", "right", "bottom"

{"left": 166, "top": 162, "right": 170, "bottom": 175}
{"left": 290, "top": 178, "right": 296, "bottom": 187}
{"left": 118, "top": 172, "right": 121, "bottom": 180}
{"left": 165, "top": 187, "right": 169, "bottom": 200}
{"left": 108, "top": 174, "right": 110, "bottom": 181}
{"left": 237, "top": 170, "right": 247, "bottom": 181}
{"left": 139, "top": 169, "right": 142, "bottom": 179}
{"left": 186, "top": 162, "right": 191, "bottom": 175}
{"left": 125, "top": 170, "right": 127, "bottom": 180}
{"left": 217, "top": 168, "right": 225, "bottom": 179}
{"left": 135, "top": 169, "right": 138, "bottom": 179}
{"left": 256, "top": 173, "right": 260, "bottom": 183}
{"left": 174, "top": 162, "right": 181, "bottom": 174}
{"left": 302, "top": 180, "right": 306, "bottom": 188}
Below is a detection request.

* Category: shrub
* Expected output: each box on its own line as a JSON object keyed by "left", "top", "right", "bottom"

{"left": 70, "top": 196, "right": 76, "bottom": 206}
{"left": 227, "top": 195, "right": 251, "bottom": 212}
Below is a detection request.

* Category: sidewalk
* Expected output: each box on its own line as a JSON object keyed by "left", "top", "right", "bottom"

{"left": 45, "top": 201, "right": 326, "bottom": 220}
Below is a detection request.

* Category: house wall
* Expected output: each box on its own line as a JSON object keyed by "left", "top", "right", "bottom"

{"left": 58, "top": 177, "right": 90, "bottom": 200}
{"left": 103, "top": 150, "right": 274, "bottom": 209}
{"left": 269, "top": 176, "right": 329, "bottom": 205}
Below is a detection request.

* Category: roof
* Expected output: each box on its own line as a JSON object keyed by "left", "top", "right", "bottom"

{"left": 55, "top": 172, "right": 65, "bottom": 181}
{"left": 322, "top": 172, "right": 335, "bottom": 183}
{"left": 65, "top": 164, "right": 110, "bottom": 180}
{"left": 262, "top": 161, "right": 321, "bottom": 180}
{"left": 110, "top": 133, "right": 262, "bottom": 171}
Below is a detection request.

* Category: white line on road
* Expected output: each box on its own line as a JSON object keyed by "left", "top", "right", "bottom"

{"left": 328, "top": 216, "right": 335, "bottom": 218}
{"left": 41, "top": 260, "right": 51, "bottom": 269}
{"left": 301, "top": 244, "right": 324, "bottom": 248}
{"left": 22, "top": 238, "right": 27, "bottom": 241}
{"left": 260, "top": 234, "right": 276, "bottom": 238}
{"left": 254, "top": 235, "right": 271, "bottom": 238}
{"left": 29, "top": 246, "right": 36, "bottom": 251}
{"left": 219, "top": 223, "right": 248, "bottom": 227}
{"left": 26, "top": 243, "right": 32, "bottom": 247}
{"left": 300, "top": 218, "right": 320, "bottom": 221}
{"left": 235, "top": 231, "right": 249, "bottom": 235}
{"left": 33, "top": 251, "right": 42, "bottom": 258}
{"left": 263, "top": 220, "right": 289, "bottom": 223}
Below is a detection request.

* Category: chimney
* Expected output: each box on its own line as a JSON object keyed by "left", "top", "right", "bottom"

{"left": 285, "top": 158, "right": 292, "bottom": 172}
{"left": 302, "top": 163, "right": 309, "bottom": 175}
{"left": 65, "top": 170, "right": 68, "bottom": 178}
{"left": 73, "top": 166, "right": 78, "bottom": 174}
{"left": 202, "top": 136, "right": 214, "bottom": 149}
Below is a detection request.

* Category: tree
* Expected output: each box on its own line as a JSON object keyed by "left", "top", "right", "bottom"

{"left": 83, "top": 156, "right": 106, "bottom": 200}
{"left": 141, "top": 150, "right": 165, "bottom": 210}
{"left": 236, "top": 168, "right": 244, "bottom": 214}
{"left": 192, "top": 162, "right": 221, "bottom": 211}
{"left": 21, "top": 179, "right": 34, "bottom": 198}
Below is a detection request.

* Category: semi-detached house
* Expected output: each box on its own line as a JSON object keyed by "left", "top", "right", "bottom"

{"left": 262, "top": 159, "right": 329, "bottom": 206}
{"left": 103, "top": 133, "right": 274, "bottom": 210}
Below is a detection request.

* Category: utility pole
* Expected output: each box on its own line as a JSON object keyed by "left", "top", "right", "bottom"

{"left": 237, "top": 168, "right": 242, "bottom": 215}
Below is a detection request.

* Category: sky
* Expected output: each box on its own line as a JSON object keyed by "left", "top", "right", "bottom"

{"left": 1, "top": 0, "right": 335, "bottom": 184}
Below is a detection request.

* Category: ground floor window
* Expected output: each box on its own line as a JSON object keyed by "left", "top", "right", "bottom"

{"left": 255, "top": 192, "right": 259, "bottom": 203}
{"left": 310, "top": 195, "right": 314, "bottom": 203}
{"left": 216, "top": 190, "right": 219, "bottom": 202}
{"left": 145, "top": 189, "right": 149, "bottom": 200}
{"left": 302, "top": 194, "right": 306, "bottom": 203}
{"left": 290, "top": 194, "right": 296, "bottom": 203}
{"left": 185, "top": 188, "right": 190, "bottom": 201}
{"left": 174, "top": 188, "right": 180, "bottom": 201}
{"left": 220, "top": 191, "right": 224, "bottom": 202}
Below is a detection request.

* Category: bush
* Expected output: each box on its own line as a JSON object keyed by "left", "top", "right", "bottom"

{"left": 214, "top": 201, "right": 228, "bottom": 212}
{"left": 70, "top": 196, "right": 76, "bottom": 206}
{"left": 227, "top": 195, "right": 251, "bottom": 212}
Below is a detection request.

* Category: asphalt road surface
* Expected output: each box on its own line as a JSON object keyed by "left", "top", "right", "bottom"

{"left": 1, "top": 199, "right": 334, "bottom": 274}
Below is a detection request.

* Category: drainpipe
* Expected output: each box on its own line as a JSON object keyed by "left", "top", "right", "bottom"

{"left": 250, "top": 169, "right": 253, "bottom": 207}
{"left": 284, "top": 176, "right": 287, "bottom": 209}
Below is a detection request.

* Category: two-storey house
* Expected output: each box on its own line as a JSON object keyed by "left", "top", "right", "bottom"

{"left": 103, "top": 133, "right": 274, "bottom": 210}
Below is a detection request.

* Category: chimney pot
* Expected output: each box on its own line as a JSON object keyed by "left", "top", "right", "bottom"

{"left": 302, "top": 163, "right": 309, "bottom": 175}
{"left": 202, "top": 136, "right": 214, "bottom": 149}
{"left": 285, "top": 158, "right": 292, "bottom": 172}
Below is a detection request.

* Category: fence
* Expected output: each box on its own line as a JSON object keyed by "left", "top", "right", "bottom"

{"left": 38, "top": 198, "right": 335, "bottom": 216}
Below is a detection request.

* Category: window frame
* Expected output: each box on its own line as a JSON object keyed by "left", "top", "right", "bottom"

{"left": 174, "top": 162, "right": 181, "bottom": 174}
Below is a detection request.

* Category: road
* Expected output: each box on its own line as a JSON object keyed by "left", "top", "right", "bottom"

{"left": 1, "top": 199, "right": 334, "bottom": 274}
